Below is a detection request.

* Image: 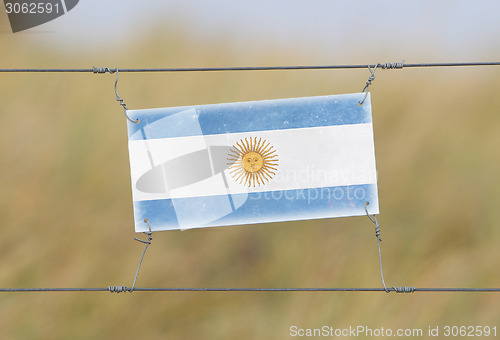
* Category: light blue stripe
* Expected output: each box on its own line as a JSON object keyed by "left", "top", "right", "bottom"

{"left": 133, "top": 183, "right": 378, "bottom": 231}
{"left": 127, "top": 93, "right": 371, "bottom": 141}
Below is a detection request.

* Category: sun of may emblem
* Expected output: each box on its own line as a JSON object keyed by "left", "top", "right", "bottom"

{"left": 227, "top": 137, "right": 278, "bottom": 187}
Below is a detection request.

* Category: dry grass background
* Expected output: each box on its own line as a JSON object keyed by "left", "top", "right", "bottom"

{"left": 0, "top": 15, "right": 499, "bottom": 340}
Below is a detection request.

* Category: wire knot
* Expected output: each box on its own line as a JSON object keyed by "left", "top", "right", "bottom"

{"left": 374, "top": 224, "right": 382, "bottom": 241}
{"left": 380, "top": 61, "right": 404, "bottom": 69}
{"left": 364, "top": 73, "right": 376, "bottom": 88}
{"left": 112, "top": 68, "right": 139, "bottom": 123}
{"left": 92, "top": 67, "right": 138, "bottom": 122}
{"left": 364, "top": 202, "right": 382, "bottom": 242}
{"left": 358, "top": 64, "right": 379, "bottom": 105}
{"left": 108, "top": 286, "right": 129, "bottom": 293}
{"left": 134, "top": 219, "right": 153, "bottom": 245}
{"left": 92, "top": 67, "right": 116, "bottom": 74}
{"left": 391, "top": 286, "right": 416, "bottom": 293}
{"left": 128, "top": 219, "right": 154, "bottom": 293}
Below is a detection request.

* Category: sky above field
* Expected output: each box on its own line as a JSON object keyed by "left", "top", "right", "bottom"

{"left": 3, "top": 0, "right": 500, "bottom": 62}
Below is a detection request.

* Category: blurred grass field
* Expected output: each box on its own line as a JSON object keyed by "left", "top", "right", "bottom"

{"left": 1, "top": 17, "right": 500, "bottom": 340}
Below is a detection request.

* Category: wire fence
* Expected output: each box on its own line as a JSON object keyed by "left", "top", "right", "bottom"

{"left": 1, "top": 60, "right": 499, "bottom": 294}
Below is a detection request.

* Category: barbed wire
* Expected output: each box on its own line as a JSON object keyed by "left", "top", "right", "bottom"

{"left": 0, "top": 61, "right": 499, "bottom": 73}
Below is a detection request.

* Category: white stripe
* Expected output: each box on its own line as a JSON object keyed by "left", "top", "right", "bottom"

{"left": 61, "top": 0, "right": 68, "bottom": 13}
{"left": 128, "top": 123, "right": 377, "bottom": 201}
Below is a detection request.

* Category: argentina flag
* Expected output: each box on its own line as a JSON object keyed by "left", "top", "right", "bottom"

{"left": 126, "top": 93, "right": 378, "bottom": 232}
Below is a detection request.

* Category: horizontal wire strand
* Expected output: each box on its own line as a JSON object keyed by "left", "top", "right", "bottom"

{"left": 0, "top": 287, "right": 499, "bottom": 293}
{"left": 0, "top": 62, "right": 500, "bottom": 73}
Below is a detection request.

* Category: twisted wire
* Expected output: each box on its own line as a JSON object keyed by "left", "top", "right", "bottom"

{"left": 108, "top": 286, "right": 129, "bottom": 293}
{"left": 129, "top": 219, "right": 154, "bottom": 292}
{"left": 361, "top": 65, "right": 377, "bottom": 93}
{"left": 358, "top": 64, "right": 380, "bottom": 105}
{"left": 364, "top": 202, "right": 416, "bottom": 294}
{"left": 92, "top": 67, "right": 115, "bottom": 74}
{"left": 380, "top": 61, "right": 404, "bottom": 69}
{"left": 364, "top": 202, "right": 387, "bottom": 293}
{"left": 112, "top": 68, "right": 139, "bottom": 123}
{"left": 391, "top": 286, "right": 416, "bottom": 293}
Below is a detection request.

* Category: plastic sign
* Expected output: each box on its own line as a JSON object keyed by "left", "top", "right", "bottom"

{"left": 126, "top": 93, "right": 379, "bottom": 232}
